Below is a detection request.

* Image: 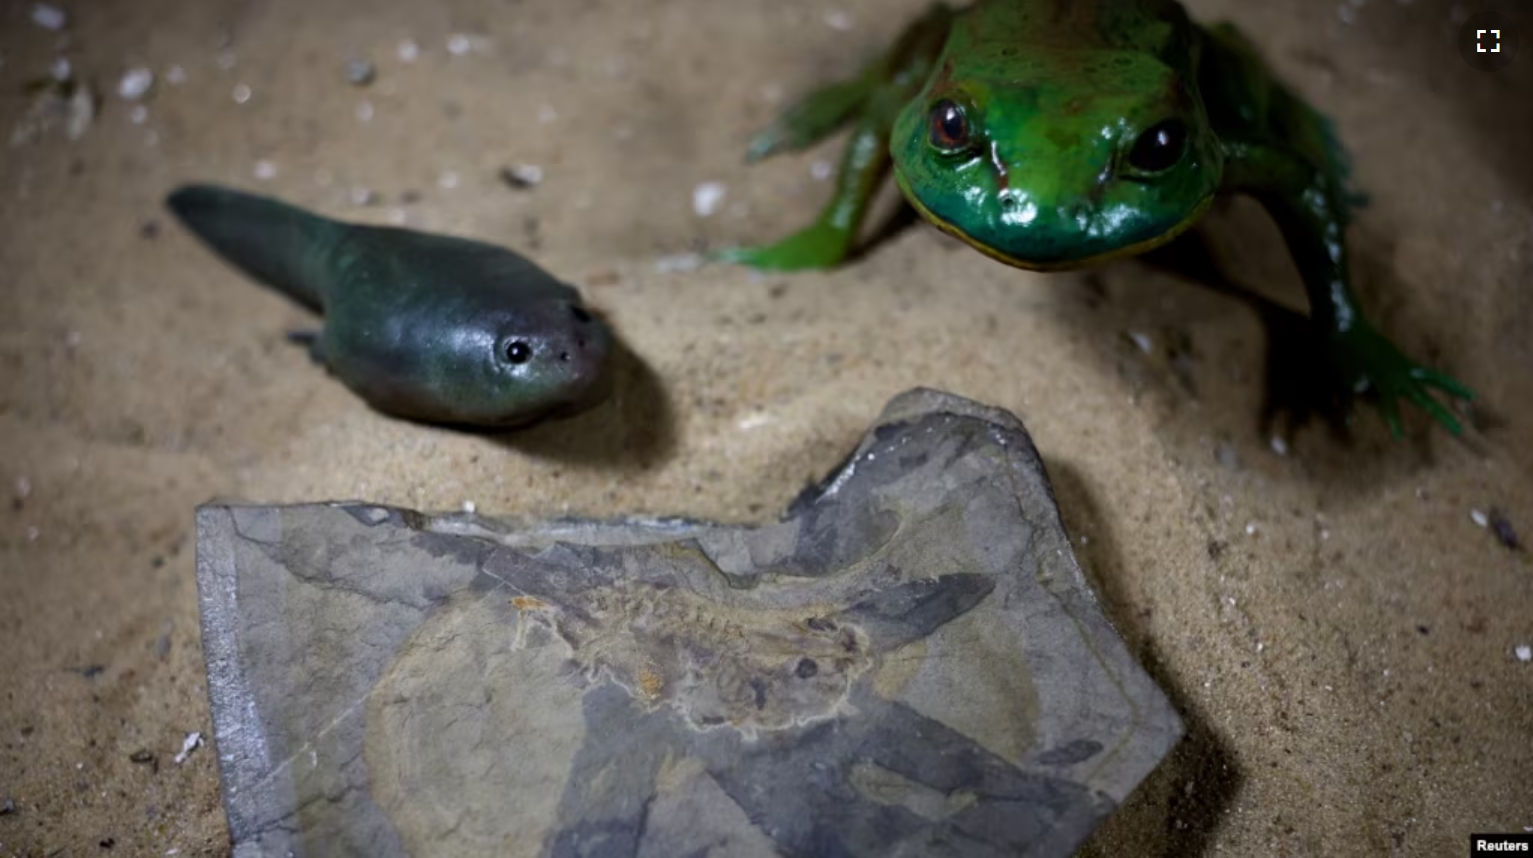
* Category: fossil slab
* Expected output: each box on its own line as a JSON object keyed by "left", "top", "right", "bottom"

{"left": 195, "top": 388, "right": 1183, "bottom": 858}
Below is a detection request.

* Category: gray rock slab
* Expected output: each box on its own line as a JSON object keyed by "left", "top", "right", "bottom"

{"left": 195, "top": 388, "right": 1183, "bottom": 858}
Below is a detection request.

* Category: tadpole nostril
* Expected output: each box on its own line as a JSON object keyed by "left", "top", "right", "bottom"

{"left": 571, "top": 305, "right": 592, "bottom": 323}
{"left": 559, "top": 351, "right": 570, "bottom": 362}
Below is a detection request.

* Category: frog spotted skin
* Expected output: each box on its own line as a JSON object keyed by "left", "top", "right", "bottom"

{"left": 716, "top": 0, "right": 1473, "bottom": 437}
{"left": 168, "top": 184, "right": 612, "bottom": 428}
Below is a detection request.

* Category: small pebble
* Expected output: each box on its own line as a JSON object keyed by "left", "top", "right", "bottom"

{"left": 447, "top": 34, "right": 471, "bottom": 56}
{"left": 737, "top": 411, "right": 771, "bottom": 431}
{"left": 15, "top": 476, "right": 32, "bottom": 499}
{"left": 232, "top": 83, "right": 252, "bottom": 104}
{"left": 1269, "top": 435, "right": 1288, "bottom": 456}
{"left": 350, "top": 187, "right": 378, "bottom": 206}
{"left": 31, "top": 3, "right": 66, "bottom": 31}
{"left": 397, "top": 39, "right": 420, "bottom": 63}
{"left": 810, "top": 160, "right": 833, "bottom": 181}
{"left": 345, "top": 58, "right": 375, "bottom": 86}
{"left": 217, "top": 50, "right": 237, "bottom": 71}
{"left": 253, "top": 160, "right": 276, "bottom": 180}
{"left": 117, "top": 67, "right": 154, "bottom": 100}
{"left": 1244, "top": 522, "right": 1258, "bottom": 536}
{"left": 355, "top": 100, "right": 374, "bottom": 122}
{"left": 165, "top": 65, "right": 187, "bottom": 85}
{"left": 537, "top": 104, "right": 557, "bottom": 123}
{"left": 692, "top": 181, "right": 727, "bottom": 217}
{"left": 1470, "top": 509, "right": 1489, "bottom": 528}
{"left": 461, "top": 500, "right": 476, "bottom": 514}
{"left": 437, "top": 170, "right": 459, "bottom": 190}
{"left": 50, "top": 56, "right": 72, "bottom": 81}
{"left": 1515, "top": 645, "right": 1531, "bottom": 663}
{"left": 173, "top": 731, "right": 203, "bottom": 764}
{"left": 500, "top": 163, "right": 543, "bottom": 188}
{"left": 128, "top": 104, "right": 148, "bottom": 124}
{"left": 824, "top": 9, "right": 854, "bottom": 30}
{"left": 1127, "top": 331, "right": 1152, "bottom": 354}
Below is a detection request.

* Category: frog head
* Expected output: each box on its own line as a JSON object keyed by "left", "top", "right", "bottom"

{"left": 890, "top": 48, "right": 1222, "bottom": 271}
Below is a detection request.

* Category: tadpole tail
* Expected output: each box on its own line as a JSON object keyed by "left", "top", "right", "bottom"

{"left": 166, "top": 184, "right": 347, "bottom": 311}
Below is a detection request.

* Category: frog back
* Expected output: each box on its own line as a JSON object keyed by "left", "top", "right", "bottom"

{"left": 954, "top": 0, "right": 1200, "bottom": 76}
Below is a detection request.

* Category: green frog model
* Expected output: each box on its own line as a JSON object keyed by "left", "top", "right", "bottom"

{"left": 718, "top": 0, "right": 1472, "bottom": 436}
{"left": 168, "top": 185, "right": 612, "bottom": 427}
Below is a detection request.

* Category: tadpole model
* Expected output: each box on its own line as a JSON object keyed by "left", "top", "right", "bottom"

{"left": 168, "top": 184, "right": 613, "bottom": 427}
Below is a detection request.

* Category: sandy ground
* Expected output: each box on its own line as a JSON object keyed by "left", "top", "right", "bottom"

{"left": 1, "top": 0, "right": 1530, "bottom": 854}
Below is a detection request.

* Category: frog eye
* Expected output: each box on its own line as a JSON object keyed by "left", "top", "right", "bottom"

{"left": 1127, "top": 119, "right": 1188, "bottom": 172}
{"left": 928, "top": 99, "right": 970, "bottom": 151}
{"left": 501, "top": 339, "right": 533, "bottom": 365}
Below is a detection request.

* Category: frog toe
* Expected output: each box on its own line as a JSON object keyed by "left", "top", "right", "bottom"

{"left": 1410, "top": 366, "right": 1475, "bottom": 402}
{"left": 1403, "top": 385, "right": 1464, "bottom": 436}
{"left": 1374, "top": 391, "right": 1406, "bottom": 439}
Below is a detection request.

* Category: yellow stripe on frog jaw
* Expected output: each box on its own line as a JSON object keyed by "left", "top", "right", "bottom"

{"left": 893, "top": 170, "right": 1215, "bottom": 272}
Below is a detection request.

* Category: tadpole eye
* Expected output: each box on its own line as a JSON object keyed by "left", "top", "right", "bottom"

{"left": 928, "top": 99, "right": 970, "bottom": 151}
{"left": 1127, "top": 119, "right": 1188, "bottom": 173}
{"left": 503, "top": 339, "right": 533, "bottom": 365}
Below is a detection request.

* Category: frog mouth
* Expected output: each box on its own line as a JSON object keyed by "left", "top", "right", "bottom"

{"left": 893, "top": 171, "right": 1213, "bottom": 272}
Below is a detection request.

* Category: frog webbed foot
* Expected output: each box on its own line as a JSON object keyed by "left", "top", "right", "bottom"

{"left": 1325, "top": 323, "right": 1474, "bottom": 438}
{"left": 709, "top": 223, "right": 857, "bottom": 272}
{"left": 1255, "top": 309, "right": 1474, "bottom": 441}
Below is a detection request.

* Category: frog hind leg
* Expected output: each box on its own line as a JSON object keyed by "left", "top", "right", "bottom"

{"left": 1210, "top": 31, "right": 1474, "bottom": 437}
{"left": 713, "top": 3, "right": 954, "bottom": 272}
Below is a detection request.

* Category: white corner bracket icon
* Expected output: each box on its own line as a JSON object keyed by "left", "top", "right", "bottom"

{"left": 1476, "top": 29, "right": 1502, "bottom": 53}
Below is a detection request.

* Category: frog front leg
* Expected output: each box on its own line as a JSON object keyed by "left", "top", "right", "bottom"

{"left": 713, "top": 4, "right": 953, "bottom": 271}
{"left": 1222, "top": 141, "right": 1474, "bottom": 437}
